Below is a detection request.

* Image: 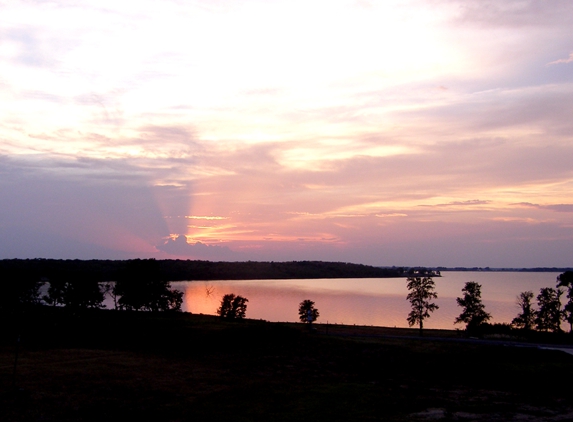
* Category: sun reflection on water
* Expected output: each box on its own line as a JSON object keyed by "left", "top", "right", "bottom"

{"left": 171, "top": 272, "right": 562, "bottom": 329}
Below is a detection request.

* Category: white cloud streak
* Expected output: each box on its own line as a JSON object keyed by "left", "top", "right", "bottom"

{"left": 548, "top": 53, "right": 573, "bottom": 65}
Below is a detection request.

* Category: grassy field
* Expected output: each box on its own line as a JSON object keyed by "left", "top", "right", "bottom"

{"left": 1, "top": 308, "right": 573, "bottom": 421}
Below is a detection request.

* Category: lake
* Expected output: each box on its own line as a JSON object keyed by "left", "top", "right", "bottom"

{"left": 171, "top": 271, "right": 564, "bottom": 330}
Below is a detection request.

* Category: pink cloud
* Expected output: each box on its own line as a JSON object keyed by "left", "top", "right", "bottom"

{"left": 157, "top": 235, "right": 236, "bottom": 260}
{"left": 422, "top": 200, "right": 491, "bottom": 208}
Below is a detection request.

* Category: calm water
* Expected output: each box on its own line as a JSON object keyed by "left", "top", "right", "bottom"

{"left": 171, "top": 271, "right": 563, "bottom": 330}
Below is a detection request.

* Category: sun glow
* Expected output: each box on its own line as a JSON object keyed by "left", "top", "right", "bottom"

{"left": 2, "top": 0, "right": 573, "bottom": 265}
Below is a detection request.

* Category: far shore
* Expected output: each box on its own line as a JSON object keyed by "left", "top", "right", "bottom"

{"left": 433, "top": 267, "right": 573, "bottom": 272}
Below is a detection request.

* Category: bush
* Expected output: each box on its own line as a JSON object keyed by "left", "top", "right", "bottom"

{"left": 113, "top": 259, "right": 183, "bottom": 312}
{"left": 217, "top": 294, "right": 248, "bottom": 319}
{"left": 298, "top": 299, "right": 319, "bottom": 324}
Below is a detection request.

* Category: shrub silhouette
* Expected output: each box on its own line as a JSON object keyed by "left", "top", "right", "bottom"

{"left": 113, "top": 259, "right": 183, "bottom": 312}
{"left": 43, "top": 278, "right": 105, "bottom": 310}
{"left": 0, "top": 267, "right": 44, "bottom": 312}
{"left": 298, "top": 299, "right": 319, "bottom": 324}
{"left": 217, "top": 294, "right": 248, "bottom": 319}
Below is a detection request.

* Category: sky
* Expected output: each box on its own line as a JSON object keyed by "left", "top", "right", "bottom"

{"left": 1, "top": 0, "right": 572, "bottom": 267}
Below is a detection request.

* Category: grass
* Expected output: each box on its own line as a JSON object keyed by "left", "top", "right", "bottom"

{"left": 1, "top": 308, "right": 573, "bottom": 421}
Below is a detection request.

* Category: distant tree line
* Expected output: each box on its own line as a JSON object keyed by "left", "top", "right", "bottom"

{"left": 434, "top": 267, "right": 573, "bottom": 273}
{"left": 0, "top": 259, "right": 405, "bottom": 284}
{"left": 0, "top": 259, "right": 182, "bottom": 313}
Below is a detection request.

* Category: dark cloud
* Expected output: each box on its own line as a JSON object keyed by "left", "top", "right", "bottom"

{"left": 157, "top": 235, "right": 236, "bottom": 260}
{"left": 545, "top": 204, "right": 573, "bottom": 213}
{"left": 514, "top": 202, "right": 573, "bottom": 213}
{"left": 0, "top": 154, "right": 151, "bottom": 184}
{"left": 0, "top": 155, "right": 171, "bottom": 258}
{"left": 0, "top": 225, "right": 137, "bottom": 260}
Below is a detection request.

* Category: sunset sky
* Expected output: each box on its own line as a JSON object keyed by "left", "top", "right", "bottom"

{"left": 1, "top": 0, "right": 572, "bottom": 267}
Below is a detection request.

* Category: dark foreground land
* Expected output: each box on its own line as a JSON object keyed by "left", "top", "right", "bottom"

{"left": 2, "top": 309, "right": 573, "bottom": 422}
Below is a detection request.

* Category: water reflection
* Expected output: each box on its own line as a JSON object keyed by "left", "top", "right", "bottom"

{"left": 172, "top": 272, "right": 562, "bottom": 329}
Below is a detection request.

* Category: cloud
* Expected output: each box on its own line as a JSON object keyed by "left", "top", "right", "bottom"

{"left": 0, "top": 154, "right": 171, "bottom": 257}
{"left": 489, "top": 217, "right": 544, "bottom": 224}
{"left": 515, "top": 202, "right": 573, "bottom": 213}
{"left": 547, "top": 53, "right": 573, "bottom": 65}
{"left": 401, "top": 84, "right": 573, "bottom": 135}
{"left": 423, "top": 200, "right": 491, "bottom": 208}
{"left": 1, "top": 26, "right": 60, "bottom": 67}
{"left": 242, "top": 87, "right": 284, "bottom": 97}
{"left": 156, "top": 235, "right": 236, "bottom": 260}
{"left": 448, "top": 0, "right": 573, "bottom": 28}
{"left": 546, "top": 204, "right": 573, "bottom": 213}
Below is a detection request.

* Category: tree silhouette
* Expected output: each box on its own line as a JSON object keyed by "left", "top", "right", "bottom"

{"left": 113, "top": 259, "right": 183, "bottom": 312}
{"left": 535, "top": 287, "right": 563, "bottom": 332}
{"left": 455, "top": 281, "right": 491, "bottom": 331}
{"left": 217, "top": 294, "right": 248, "bottom": 320}
{"left": 557, "top": 271, "right": 573, "bottom": 332}
{"left": 298, "top": 299, "right": 319, "bottom": 324}
{"left": 406, "top": 276, "right": 439, "bottom": 336}
{"left": 511, "top": 291, "right": 536, "bottom": 330}
{"left": 0, "top": 267, "right": 45, "bottom": 312}
{"left": 43, "top": 277, "right": 105, "bottom": 310}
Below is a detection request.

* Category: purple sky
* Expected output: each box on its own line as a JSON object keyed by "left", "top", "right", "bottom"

{"left": 1, "top": 0, "right": 572, "bottom": 267}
